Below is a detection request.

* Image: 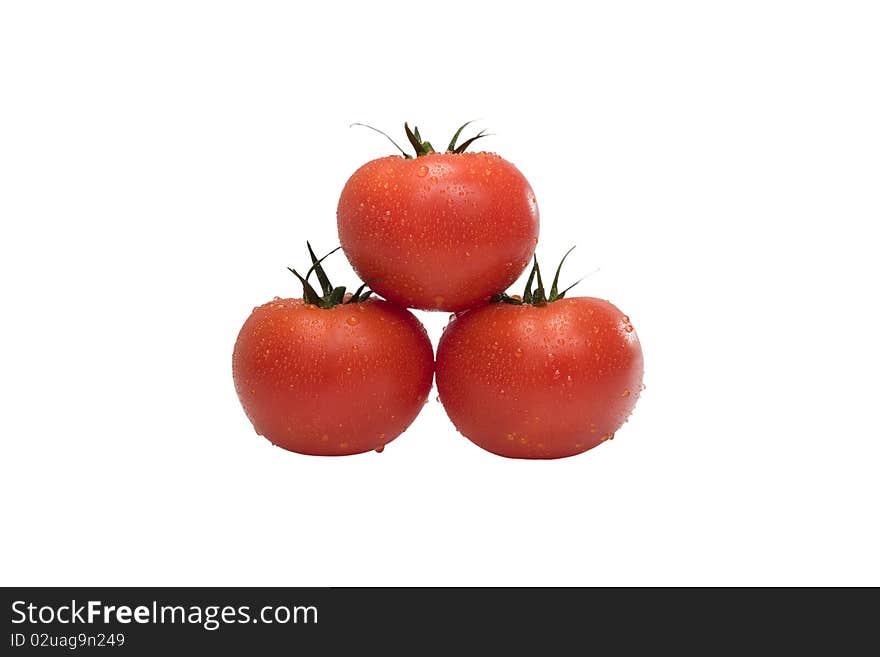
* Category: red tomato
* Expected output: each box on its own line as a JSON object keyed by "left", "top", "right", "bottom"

{"left": 435, "top": 257, "right": 643, "bottom": 459}
{"left": 337, "top": 123, "right": 539, "bottom": 312}
{"left": 233, "top": 247, "right": 434, "bottom": 456}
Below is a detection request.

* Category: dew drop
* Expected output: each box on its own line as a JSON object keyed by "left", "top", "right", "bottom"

{"left": 506, "top": 433, "right": 515, "bottom": 441}
{"left": 640, "top": 383, "right": 647, "bottom": 391}
{"left": 514, "top": 348, "right": 523, "bottom": 358}
{"left": 604, "top": 433, "right": 615, "bottom": 441}
{"left": 417, "top": 165, "right": 428, "bottom": 177}
{"left": 622, "top": 315, "right": 630, "bottom": 323}
{"left": 346, "top": 316, "right": 360, "bottom": 326}
{"left": 552, "top": 369, "right": 561, "bottom": 380}
{"left": 622, "top": 388, "right": 631, "bottom": 397}
{"left": 375, "top": 445, "right": 385, "bottom": 453}
{"left": 533, "top": 237, "right": 538, "bottom": 245}
{"left": 624, "top": 325, "right": 634, "bottom": 333}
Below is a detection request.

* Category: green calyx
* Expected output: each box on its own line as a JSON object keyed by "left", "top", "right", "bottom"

{"left": 494, "top": 247, "right": 582, "bottom": 306}
{"left": 351, "top": 121, "right": 490, "bottom": 158}
{"left": 287, "top": 243, "right": 373, "bottom": 309}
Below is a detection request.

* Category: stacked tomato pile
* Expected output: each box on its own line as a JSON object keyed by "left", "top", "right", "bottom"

{"left": 233, "top": 123, "right": 643, "bottom": 459}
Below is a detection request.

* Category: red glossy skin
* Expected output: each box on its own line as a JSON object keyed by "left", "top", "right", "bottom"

{"left": 232, "top": 297, "right": 434, "bottom": 456}
{"left": 337, "top": 152, "right": 540, "bottom": 312}
{"left": 435, "top": 298, "right": 644, "bottom": 459}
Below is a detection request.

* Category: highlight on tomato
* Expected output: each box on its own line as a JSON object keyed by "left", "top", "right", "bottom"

{"left": 232, "top": 244, "right": 434, "bottom": 456}
{"left": 435, "top": 248, "right": 644, "bottom": 459}
{"left": 337, "top": 122, "right": 540, "bottom": 312}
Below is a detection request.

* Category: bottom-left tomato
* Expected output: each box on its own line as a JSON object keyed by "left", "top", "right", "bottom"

{"left": 232, "top": 244, "right": 434, "bottom": 456}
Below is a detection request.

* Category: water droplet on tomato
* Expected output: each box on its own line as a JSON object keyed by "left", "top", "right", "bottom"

{"left": 533, "top": 237, "right": 538, "bottom": 245}
{"left": 603, "top": 433, "right": 615, "bottom": 441}
{"left": 505, "top": 433, "right": 515, "bottom": 441}
{"left": 514, "top": 348, "right": 523, "bottom": 358}
{"left": 621, "top": 315, "right": 630, "bottom": 323}
{"left": 346, "top": 316, "right": 359, "bottom": 326}
{"left": 640, "top": 383, "right": 647, "bottom": 391}
{"left": 624, "top": 325, "right": 634, "bottom": 333}
{"left": 622, "top": 388, "right": 631, "bottom": 397}
{"left": 375, "top": 445, "right": 385, "bottom": 453}
{"left": 484, "top": 168, "right": 492, "bottom": 176}
{"left": 552, "top": 369, "right": 561, "bottom": 380}
{"left": 417, "top": 165, "right": 428, "bottom": 177}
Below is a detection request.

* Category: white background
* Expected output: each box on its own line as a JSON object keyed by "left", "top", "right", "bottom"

{"left": 2, "top": 1, "right": 878, "bottom": 586}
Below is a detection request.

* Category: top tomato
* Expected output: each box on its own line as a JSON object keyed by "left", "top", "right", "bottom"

{"left": 337, "top": 123, "right": 539, "bottom": 312}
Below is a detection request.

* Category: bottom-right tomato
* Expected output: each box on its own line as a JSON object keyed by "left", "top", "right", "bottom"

{"left": 435, "top": 250, "right": 644, "bottom": 459}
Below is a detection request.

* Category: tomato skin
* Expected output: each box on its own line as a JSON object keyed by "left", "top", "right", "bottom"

{"left": 435, "top": 298, "right": 643, "bottom": 459}
{"left": 337, "top": 152, "right": 539, "bottom": 312}
{"left": 232, "top": 297, "right": 434, "bottom": 456}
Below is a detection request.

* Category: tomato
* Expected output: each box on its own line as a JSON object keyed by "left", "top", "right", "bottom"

{"left": 232, "top": 246, "right": 434, "bottom": 456}
{"left": 337, "top": 122, "right": 539, "bottom": 312}
{"left": 435, "top": 253, "right": 644, "bottom": 459}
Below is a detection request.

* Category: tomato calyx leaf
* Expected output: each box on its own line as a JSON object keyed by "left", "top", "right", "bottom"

{"left": 287, "top": 242, "right": 374, "bottom": 309}
{"left": 404, "top": 123, "right": 436, "bottom": 156}
{"left": 447, "top": 120, "right": 490, "bottom": 154}
{"left": 494, "top": 247, "right": 582, "bottom": 306}
{"left": 352, "top": 121, "right": 490, "bottom": 157}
